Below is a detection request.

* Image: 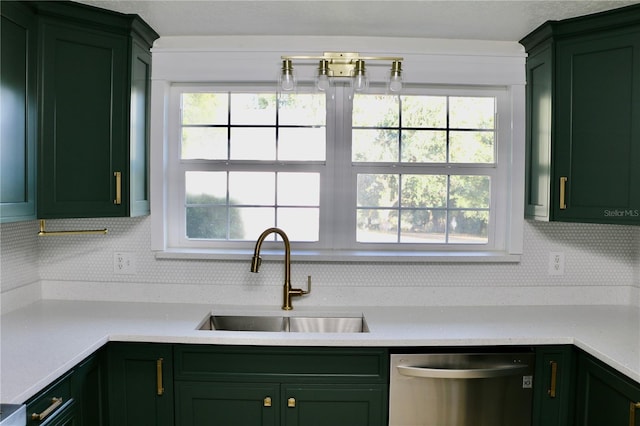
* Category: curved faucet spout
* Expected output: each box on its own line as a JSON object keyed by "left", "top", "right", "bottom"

{"left": 250, "top": 227, "right": 308, "bottom": 310}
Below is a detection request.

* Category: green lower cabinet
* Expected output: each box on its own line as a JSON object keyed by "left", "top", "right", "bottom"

{"left": 107, "top": 343, "right": 174, "bottom": 426}
{"left": 282, "top": 384, "right": 386, "bottom": 426}
{"left": 26, "top": 371, "right": 77, "bottom": 426}
{"left": 532, "top": 345, "right": 575, "bottom": 426}
{"left": 575, "top": 350, "right": 640, "bottom": 426}
{"left": 174, "top": 345, "right": 388, "bottom": 426}
{"left": 175, "top": 382, "right": 279, "bottom": 426}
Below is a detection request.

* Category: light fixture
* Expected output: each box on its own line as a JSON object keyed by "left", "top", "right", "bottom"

{"left": 279, "top": 52, "right": 404, "bottom": 93}
{"left": 389, "top": 60, "right": 403, "bottom": 92}
{"left": 279, "top": 59, "right": 296, "bottom": 91}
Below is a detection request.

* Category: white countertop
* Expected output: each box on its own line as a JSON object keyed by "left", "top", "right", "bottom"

{"left": 1, "top": 300, "right": 639, "bottom": 404}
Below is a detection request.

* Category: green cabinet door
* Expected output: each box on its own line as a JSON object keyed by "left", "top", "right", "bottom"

{"left": 532, "top": 346, "right": 575, "bottom": 426}
{"left": 0, "top": 2, "right": 37, "bottom": 223}
{"left": 575, "top": 351, "right": 640, "bottom": 426}
{"left": 175, "top": 381, "right": 279, "bottom": 426}
{"left": 554, "top": 28, "right": 640, "bottom": 224}
{"left": 73, "top": 350, "right": 107, "bottom": 426}
{"left": 38, "top": 19, "right": 128, "bottom": 218}
{"left": 524, "top": 42, "right": 553, "bottom": 221}
{"left": 107, "top": 343, "right": 174, "bottom": 426}
{"left": 282, "top": 384, "right": 387, "bottom": 426}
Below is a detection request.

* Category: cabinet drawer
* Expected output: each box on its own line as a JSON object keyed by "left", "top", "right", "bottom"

{"left": 26, "top": 372, "right": 75, "bottom": 426}
{"left": 174, "top": 346, "right": 388, "bottom": 383}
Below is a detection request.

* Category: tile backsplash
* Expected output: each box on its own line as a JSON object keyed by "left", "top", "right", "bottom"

{"left": 1, "top": 217, "right": 638, "bottom": 307}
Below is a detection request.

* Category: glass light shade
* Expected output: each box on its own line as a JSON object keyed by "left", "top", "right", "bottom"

{"left": 316, "top": 59, "right": 331, "bottom": 91}
{"left": 352, "top": 60, "right": 368, "bottom": 92}
{"left": 389, "top": 61, "right": 403, "bottom": 92}
{"left": 280, "top": 59, "right": 296, "bottom": 91}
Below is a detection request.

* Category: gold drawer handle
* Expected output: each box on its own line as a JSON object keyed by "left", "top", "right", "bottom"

{"left": 559, "top": 177, "right": 567, "bottom": 210}
{"left": 263, "top": 396, "right": 272, "bottom": 407}
{"left": 156, "top": 358, "right": 164, "bottom": 396}
{"left": 630, "top": 401, "right": 640, "bottom": 426}
{"left": 287, "top": 397, "right": 296, "bottom": 408}
{"left": 31, "top": 397, "right": 63, "bottom": 421}
{"left": 548, "top": 361, "right": 558, "bottom": 398}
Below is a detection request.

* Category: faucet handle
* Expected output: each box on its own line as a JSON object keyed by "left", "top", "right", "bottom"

{"left": 302, "top": 275, "right": 311, "bottom": 295}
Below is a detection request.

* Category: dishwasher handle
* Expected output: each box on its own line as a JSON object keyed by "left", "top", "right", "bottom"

{"left": 397, "top": 363, "right": 529, "bottom": 379}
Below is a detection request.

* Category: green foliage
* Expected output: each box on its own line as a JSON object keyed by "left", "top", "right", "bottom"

{"left": 186, "top": 193, "right": 244, "bottom": 239}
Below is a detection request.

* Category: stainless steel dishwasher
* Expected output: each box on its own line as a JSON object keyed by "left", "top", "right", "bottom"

{"left": 389, "top": 352, "right": 535, "bottom": 426}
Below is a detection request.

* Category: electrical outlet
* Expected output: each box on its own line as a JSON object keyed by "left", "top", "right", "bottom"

{"left": 548, "top": 252, "right": 565, "bottom": 276}
{"left": 114, "top": 252, "right": 136, "bottom": 275}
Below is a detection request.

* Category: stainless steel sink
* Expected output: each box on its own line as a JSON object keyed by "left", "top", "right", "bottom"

{"left": 198, "top": 314, "right": 368, "bottom": 333}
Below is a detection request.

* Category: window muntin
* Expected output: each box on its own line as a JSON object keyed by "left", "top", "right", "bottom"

{"left": 169, "top": 85, "right": 506, "bottom": 253}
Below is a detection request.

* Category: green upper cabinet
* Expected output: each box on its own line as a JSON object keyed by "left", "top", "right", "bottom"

{"left": 34, "top": 1, "right": 158, "bottom": 218}
{"left": 521, "top": 4, "right": 640, "bottom": 225}
{"left": 0, "top": 2, "right": 37, "bottom": 223}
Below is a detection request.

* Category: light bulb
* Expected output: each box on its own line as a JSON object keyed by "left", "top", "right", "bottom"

{"left": 281, "top": 73, "right": 295, "bottom": 91}
{"left": 389, "top": 75, "right": 402, "bottom": 92}
{"left": 316, "top": 74, "right": 330, "bottom": 91}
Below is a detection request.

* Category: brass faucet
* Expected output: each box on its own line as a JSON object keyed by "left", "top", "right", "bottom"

{"left": 250, "top": 227, "right": 311, "bottom": 310}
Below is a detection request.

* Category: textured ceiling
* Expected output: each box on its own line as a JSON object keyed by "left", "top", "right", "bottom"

{"left": 75, "top": 0, "right": 640, "bottom": 41}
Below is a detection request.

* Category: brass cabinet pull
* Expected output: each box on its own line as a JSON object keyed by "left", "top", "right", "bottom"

{"left": 156, "top": 358, "right": 164, "bottom": 396}
{"left": 287, "top": 397, "right": 296, "bottom": 408}
{"left": 559, "top": 177, "right": 568, "bottom": 210}
{"left": 31, "top": 397, "right": 63, "bottom": 421}
{"left": 548, "top": 361, "right": 558, "bottom": 398}
{"left": 114, "top": 171, "right": 122, "bottom": 205}
{"left": 263, "top": 397, "right": 272, "bottom": 407}
{"left": 630, "top": 401, "right": 640, "bottom": 426}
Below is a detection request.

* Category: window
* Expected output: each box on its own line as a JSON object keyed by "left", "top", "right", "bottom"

{"left": 166, "top": 84, "right": 513, "bottom": 258}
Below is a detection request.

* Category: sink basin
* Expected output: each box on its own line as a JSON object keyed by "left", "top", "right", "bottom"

{"left": 198, "top": 314, "right": 368, "bottom": 333}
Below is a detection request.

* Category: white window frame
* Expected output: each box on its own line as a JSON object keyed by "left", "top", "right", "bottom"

{"left": 150, "top": 36, "right": 526, "bottom": 262}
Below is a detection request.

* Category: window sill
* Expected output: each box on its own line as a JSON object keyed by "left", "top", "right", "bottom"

{"left": 155, "top": 248, "right": 521, "bottom": 263}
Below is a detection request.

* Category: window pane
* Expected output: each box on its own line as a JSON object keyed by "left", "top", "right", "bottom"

{"left": 185, "top": 172, "right": 226, "bottom": 204}
{"left": 278, "top": 208, "right": 319, "bottom": 241}
{"left": 186, "top": 206, "right": 228, "bottom": 239}
{"left": 230, "top": 128, "right": 276, "bottom": 160}
{"left": 449, "top": 131, "right": 494, "bottom": 163}
{"left": 278, "top": 128, "right": 326, "bottom": 161}
{"left": 448, "top": 210, "right": 488, "bottom": 244}
{"left": 230, "top": 93, "right": 276, "bottom": 124}
{"left": 182, "top": 128, "right": 228, "bottom": 160}
{"left": 229, "top": 172, "right": 274, "bottom": 205}
{"left": 400, "top": 210, "right": 446, "bottom": 243}
{"left": 449, "top": 96, "right": 494, "bottom": 129}
{"left": 232, "top": 207, "right": 274, "bottom": 240}
{"left": 357, "top": 174, "right": 398, "bottom": 207}
{"left": 401, "top": 96, "right": 446, "bottom": 128}
{"left": 356, "top": 209, "right": 398, "bottom": 242}
{"left": 278, "top": 173, "right": 320, "bottom": 206}
{"left": 279, "top": 93, "right": 326, "bottom": 125}
{"left": 352, "top": 129, "right": 399, "bottom": 162}
{"left": 401, "top": 175, "right": 447, "bottom": 208}
{"left": 449, "top": 176, "right": 490, "bottom": 208}
{"left": 182, "top": 93, "right": 228, "bottom": 125}
{"left": 352, "top": 95, "right": 398, "bottom": 127}
{"left": 401, "top": 130, "right": 447, "bottom": 163}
